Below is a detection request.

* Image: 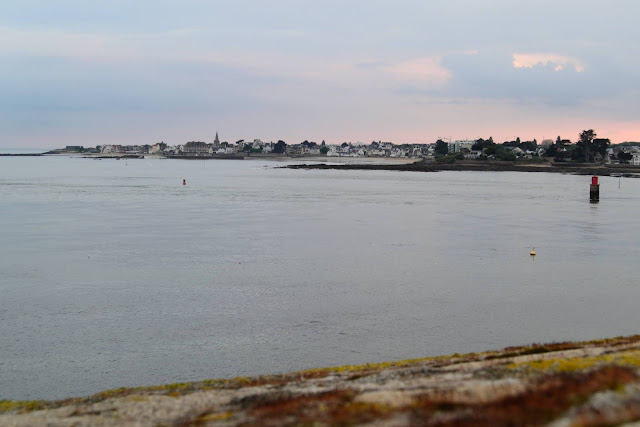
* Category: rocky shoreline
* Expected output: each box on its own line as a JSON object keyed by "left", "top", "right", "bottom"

{"left": 0, "top": 153, "right": 43, "bottom": 156}
{"left": 2, "top": 335, "right": 640, "bottom": 426}
{"left": 285, "top": 160, "right": 640, "bottom": 177}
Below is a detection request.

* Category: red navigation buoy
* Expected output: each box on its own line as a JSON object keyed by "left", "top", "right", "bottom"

{"left": 590, "top": 175, "right": 599, "bottom": 202}
{"left": 183, "top": 179, "right": 186, "bottom": 185}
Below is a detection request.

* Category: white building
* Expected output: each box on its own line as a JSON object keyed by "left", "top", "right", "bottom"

{"left": 182, "top": 141, "right": 209, "bottom": 154}
{"left": 150, "top": 143, "right": 166, "bottom": 154}
{"left": 465, "top": 150, "right": 483, "bottom": 159}
{"left": 451, "top": 140, "right": 476, "bottom": 153}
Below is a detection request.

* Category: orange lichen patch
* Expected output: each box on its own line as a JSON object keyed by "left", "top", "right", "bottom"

{"left": 482, "top": 335, "right": 640, "bottom": 363}
{"left": 585, "top": 334, "right": 640, "bottom": 347}
{"left": 509, "top": 349, "right": 640, "bottom": 373}
{"left": 211, "top": 370, "right": 335, "bottom": 390}
{"left": 410, "top": 365, "right": 638, "bottom": 426}
{"left": 296, "top": 354, "right": 470, "bottom": 377}
{"left": 125, "top": 395, "right": 149, "bottom": 402}
{"left": 298, "top": 335, "right": 640, "bottom": 374}
{"left": 0, "top": 400, "right": 46, "bottom": 413}
{"left": 244, "top": 389, "right": 394, "bottom": 425}
{"left": 194, "top": 411, "right": 234, "bottom": 423}
{"left": 485, "top": 343, "right": 580, "bottom": 361}
{"left": 289, "top": 369, "right": 334, "bottom": 381}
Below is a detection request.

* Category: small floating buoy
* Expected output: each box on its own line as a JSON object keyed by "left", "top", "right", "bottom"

{"left": 182, "top": 179, "right": 186, "bottom": 185}
{"left": 530, "top": 247, "right": 536, "bottom": 256}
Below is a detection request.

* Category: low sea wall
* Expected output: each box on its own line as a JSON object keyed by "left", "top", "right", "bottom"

{"left": 2, "top": 335, "right": 640, "bottom": 425}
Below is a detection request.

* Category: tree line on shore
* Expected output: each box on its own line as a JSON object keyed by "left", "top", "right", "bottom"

{"left": 434, "top": 129, "right": 613, "bottom": 163}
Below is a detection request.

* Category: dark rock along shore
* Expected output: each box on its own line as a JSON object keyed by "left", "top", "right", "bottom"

{"left": 286, "top": 159, "right": 640, "bottom": 177}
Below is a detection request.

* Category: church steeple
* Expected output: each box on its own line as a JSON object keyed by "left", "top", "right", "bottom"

{"left": 214, "top": 132, "right": 220, "bottom": 145}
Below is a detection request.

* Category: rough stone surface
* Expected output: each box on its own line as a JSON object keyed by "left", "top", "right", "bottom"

{"left": 2, "top": 335, "right": 640, "bottom": 426}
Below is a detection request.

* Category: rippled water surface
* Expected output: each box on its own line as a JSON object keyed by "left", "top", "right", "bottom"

{"left": 1, "top": 156, "right": 640, "bottom": 400}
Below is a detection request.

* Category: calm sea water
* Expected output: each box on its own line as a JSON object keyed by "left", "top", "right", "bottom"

{"left": 1, "top": 156, "right": 639, "bottom": 400}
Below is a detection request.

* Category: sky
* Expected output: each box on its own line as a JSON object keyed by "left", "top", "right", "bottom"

{"left": 1, "top": 0, "right": 639, "bottom": 148}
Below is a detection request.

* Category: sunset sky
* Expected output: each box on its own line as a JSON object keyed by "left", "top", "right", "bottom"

{"left": 2, "top": 0, "right": 639, "bottom": 148}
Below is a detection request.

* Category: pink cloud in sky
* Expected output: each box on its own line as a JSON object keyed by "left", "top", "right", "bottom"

{"left": 513, "top": 53, "right": 586, "bottom": 72}
{"left": 388, "top": 57, "right": 452, "bottom": 87}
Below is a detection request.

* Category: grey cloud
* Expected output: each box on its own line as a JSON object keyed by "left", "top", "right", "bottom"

{"left": 354, "top": 61, "right": 388, "bottom": 70}
{"left": 0, "top": 56, "right": 278, "bottom": 115}
{"left": 393, "top": 48, "right": 640, "bottom": 112}
{"left": 3, "top": 0, "right": 640, "bottom": 146}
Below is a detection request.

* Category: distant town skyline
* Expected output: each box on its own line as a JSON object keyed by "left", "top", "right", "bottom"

{"left": 1, "top": 1, "right": 639, "bottom": 148}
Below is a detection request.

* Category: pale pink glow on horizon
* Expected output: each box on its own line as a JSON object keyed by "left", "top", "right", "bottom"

{"left": 513, "top": 53, "right": 586, "bottom": 72}
{"left": 5, "top": 118, "right": 639, "bottom": 148}
{"left": 304, "top": 118, "right": 640, "bottom": 146}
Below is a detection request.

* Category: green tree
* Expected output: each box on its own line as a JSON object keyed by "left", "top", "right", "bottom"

{"left": 495, "top": 145, "right": 516, "bottom": 161}
{"left": 472, "top": 138, "right": 496, "bottom": 152}
{"left": 273, "top": 140, "right": 286, "bottom": 153}
{"left": 618, "top": 151, "right": 632, "bottom": 163}
{"left": 471, "top": 138, "right": 485, "bottom": 151}
{"left": 319, "top": 145, "right": 329, "bottom": 154}
{"left": 592, "top": 138, "right": 611, "bottom": 158}
{"left": 434, "top": 139, "right": 448, "bottom": 155}
{"left": 244, "top": 145, "right": 262, "bottom": 153}
{"left": 570, "top": 144, "right": 585, "bottom": 162}
{"left": 543, "top": 144, "right": 558, "bottom": 157}
{"left": 577, "top": 129, "right": 596, "bottom": 162}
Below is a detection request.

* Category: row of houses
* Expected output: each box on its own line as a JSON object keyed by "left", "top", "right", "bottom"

{"left": 96, "top": 140, "right": 557, "bottom": 160}
{"left": 606, "top": 146, "right": 640, "bottom": 165}
{"left": 90, "top": 135, "right": 640, "bottom": 164}
{"left": 326, "top": 140, "right": 542, "bottom": 159}
{"left": 112, "top": 139, "right": 272, "bottom": 156}
{"left": 326, "top": 142, "right": 430, "bottom": 158}
{"left": 101, "top": 144, "right": 150, "bottom": 154}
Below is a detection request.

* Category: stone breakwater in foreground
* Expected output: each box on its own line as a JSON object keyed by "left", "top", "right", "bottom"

{"left": 2, "top": 336, "right": 640, "bottom": 426}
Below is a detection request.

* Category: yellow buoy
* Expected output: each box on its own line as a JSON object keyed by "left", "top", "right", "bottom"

{"left": 530, "top": 247, "right": 536, "bottom": 256}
